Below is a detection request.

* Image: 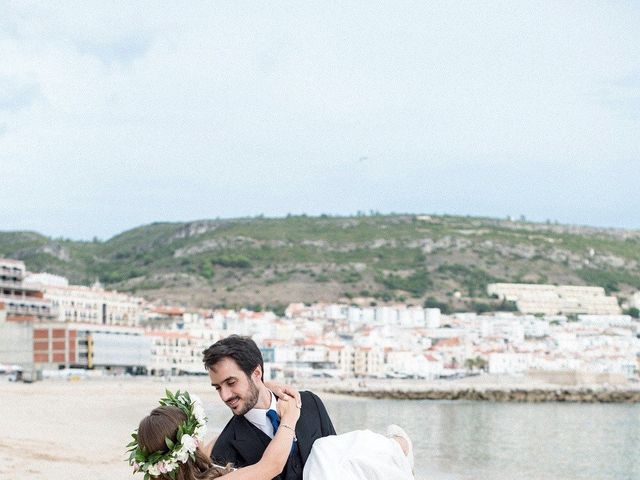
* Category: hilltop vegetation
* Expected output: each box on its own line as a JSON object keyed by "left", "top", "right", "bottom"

{"left": 1, "top": 214, "right": 639, "bottom": 311}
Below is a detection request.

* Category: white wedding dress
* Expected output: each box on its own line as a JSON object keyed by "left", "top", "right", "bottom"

{"left": 303, "top": 430, "right": 414, "bottom": 480}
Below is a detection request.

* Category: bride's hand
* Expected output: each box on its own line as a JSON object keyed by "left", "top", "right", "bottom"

{"left": 277, "top": 393, "right": 301, "bottom": 427}
{"left": 265, "top": 381, "right": 302, "bottom": 408}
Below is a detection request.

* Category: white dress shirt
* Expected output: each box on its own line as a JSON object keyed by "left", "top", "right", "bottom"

{"left": 244, "top": 391, "right": 278, "bottom": 438}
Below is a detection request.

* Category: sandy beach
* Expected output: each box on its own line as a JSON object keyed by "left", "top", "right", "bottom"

{"left": 0, "top": 377, "right": 225, "bottom": 480}
{"left": 1, "top": 377, "right": 372, "bottom": 480}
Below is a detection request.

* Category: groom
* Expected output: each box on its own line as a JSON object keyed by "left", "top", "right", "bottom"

{"left": 203, "top": 335, "right": 336, "bottom": 480}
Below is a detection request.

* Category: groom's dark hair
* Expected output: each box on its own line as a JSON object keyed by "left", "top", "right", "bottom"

{"left": 203, "top": 335, "right": 264, "bottom": 381}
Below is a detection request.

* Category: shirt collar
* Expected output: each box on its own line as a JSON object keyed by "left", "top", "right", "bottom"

{"left": 244, "top": 390, "right": 278, "bottom": 427}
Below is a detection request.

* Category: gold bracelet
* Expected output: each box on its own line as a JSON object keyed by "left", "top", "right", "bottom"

{"left": 279, "top": 424, "right": 295, "bottom": 433}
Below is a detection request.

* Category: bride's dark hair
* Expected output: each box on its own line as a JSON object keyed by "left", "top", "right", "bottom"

{"left": 137, "top": 406, "right": 232, "bottom": 480}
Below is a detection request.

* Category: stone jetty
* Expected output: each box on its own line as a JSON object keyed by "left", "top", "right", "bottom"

{"left": 315, "top": 379, "right": 640, "bottom": 403}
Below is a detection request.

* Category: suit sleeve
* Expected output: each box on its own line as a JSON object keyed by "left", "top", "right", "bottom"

{"left": 308, "top": 391, "right": 337, "bottom": 436}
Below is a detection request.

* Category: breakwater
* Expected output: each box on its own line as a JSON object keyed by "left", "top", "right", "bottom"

{"left": 320, "top": 384, "right": 640, "bottom": 403}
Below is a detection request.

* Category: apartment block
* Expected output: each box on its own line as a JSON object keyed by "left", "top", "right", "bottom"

{"left": 0, "top": 258, "right": 55, "bottom": 321}
{"left": 487, "top": 283, "right": 621, "bottom": 315}
{"left": 24, "top": 273, "right": 145, "bottom": 326}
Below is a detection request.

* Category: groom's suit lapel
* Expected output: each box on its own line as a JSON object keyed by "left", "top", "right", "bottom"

{"left": 229, "top": 392, "right": 323, "bottom": 468}
{"left": 294, "top": 406, "right": 319, "bottom": 463}
{"left": 273, "top": 391, "right": 319, "bottom": 464}
{"left": 231, "top": 416, "right": 271, "bottom": 466}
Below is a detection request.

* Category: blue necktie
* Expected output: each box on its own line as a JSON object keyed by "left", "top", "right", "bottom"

{"left": 266, "top": 409, "right": 298, "bottom": 456}
{"left": 266, "top": 409, "right": 280, "bottom": 434}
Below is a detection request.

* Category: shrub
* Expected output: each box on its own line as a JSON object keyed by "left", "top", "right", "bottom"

{"left": 210, "top": 255, "right": 252, "bottom": 268}
{"left": 379, "top": 269, "right": 431, "bottom": 296}
{"left": 423, "top": 297, "right": 451, "bottom": 314}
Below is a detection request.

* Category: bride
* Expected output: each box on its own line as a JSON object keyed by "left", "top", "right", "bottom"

{"left": 128, "top": 388, "right": 414, "bottom": 480}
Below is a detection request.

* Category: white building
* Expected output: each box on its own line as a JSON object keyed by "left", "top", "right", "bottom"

{"left": 298, "top": 343, "right": 329, "bottom": 363}
{"left": 425, "top": 308, "right": 441, "bottom": 328}
{"left": 91, "top": 330, "right": 151, "bottom": 369}
{"left": 24, "top": 274, "right": 146, "bottom": 326}
{"left": 487, "top": 283, "right": 621, "bottom": 315}
{"left": 327, "top": 344, "right": 354, "bottom": 377}
{"left": 146, "top": 331, "right": 210, "bottom": 376}
{"left": 630, "top": 292, "right": 640, "bottom": 309}
{"left": 354, "top": 346, "right": 384, "bottom": 377}
{"left": 577, "top": 315, "right": 633, "bottom": 328}
{"left": 479, "top": 315, "right": 525, "bottom": 344}
{"left": 488, "top": 352, "right": 532, "bottom": 374}
{"left": 0, "top": 259, "right": 56, "bottom": 321}
{"left": 521, "top": 316, "right": 550, "bottom": 338}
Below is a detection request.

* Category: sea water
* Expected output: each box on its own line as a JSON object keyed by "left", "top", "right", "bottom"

{"left": 205, "top": 397, "right": 640, "bottom": 480}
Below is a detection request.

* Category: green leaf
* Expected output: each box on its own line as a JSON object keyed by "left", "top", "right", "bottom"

{"left": 148, "top": 452, "right": 162, "bottom": 463}
{"left": 165, "top": 436, "right": 175, "bottom": 449}
{"left": 144, "top": 473, "right": 150, "bottom": 480}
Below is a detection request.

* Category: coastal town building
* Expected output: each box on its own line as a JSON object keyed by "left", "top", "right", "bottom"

{"left": 353, "top": 346, "right": 385, "bottom": 377}
{"left": 0, "top": 319, "right": 150, "bottom": 373}
{"left": 145, "top": 311, "right": 221, "bottom": 376}
{"left": 326, "top": 343, "right": 355, "bottom": 377}
{"left": 630, "top": 292, "right": 640, "bottom": 309}
{"left": 2, "top": 257, "right": 639, "bottom": 384}
{"left": 0, "top": 258, "right": 56, "bottom": 322}
{"left": 24, "top": 273, "right": 146, "bottom": 326}
{"left": 0, "top": 310, "right": 33, "bottom": 369}
{"left": 487, "top": 283, "right": 622, "bottom": 315}
{"left": 147, "top": 331, "right": 204, "bottom": 376}
{"left": 488, "top": 352, "right": 532, "bottom": 374}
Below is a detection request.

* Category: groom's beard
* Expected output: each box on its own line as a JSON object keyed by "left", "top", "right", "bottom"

{"left": 230, "top": 379, "right": 260, "bottom": 416}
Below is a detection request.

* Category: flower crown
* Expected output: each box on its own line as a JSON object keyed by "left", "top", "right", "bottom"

{"left": 127, "top": 389, "right": 208, "bottom": 479}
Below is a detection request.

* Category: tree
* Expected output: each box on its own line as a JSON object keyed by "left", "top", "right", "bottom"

{"left": 464, "top": 358, "right": 476, "bottom": 371}
{"left": 465, "top": 356, "right": 487, "bottom": 372}
{"left": 624, "top": 307, "right": 639, "bottom": 319}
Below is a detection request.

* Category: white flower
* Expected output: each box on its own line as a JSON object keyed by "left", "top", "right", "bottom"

{"left": 180, "top": 434, "right": 197, "bottom": 454}
{"left": 192, "top": 402, "right": 207, "bottom": 424}
{"left": 194, "top": 424, "right": 207, "bottom": 440}
{"left": 175, "top": 449, "right": 189, "bottom": 463}
{"left": 148, "top": 464, "right": 161, "bottom": 476}
{"left": 157, "top": 461, "right": 169, "bottom": 474}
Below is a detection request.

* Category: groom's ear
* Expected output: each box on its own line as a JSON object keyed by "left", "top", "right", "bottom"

{"left": 251, "top": 365, "right": 263, "bottom": 382}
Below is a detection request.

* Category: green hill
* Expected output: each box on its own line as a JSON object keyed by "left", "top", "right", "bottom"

{"left": 1, "top": 214, "right": 639, "bottom": 312}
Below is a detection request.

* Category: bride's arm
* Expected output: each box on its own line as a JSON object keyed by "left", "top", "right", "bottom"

{"left": 200, "top": 434, "right": 218, "bottom": 458}
{"left": 218, "top": 394, "right": 300, "bottom": 480}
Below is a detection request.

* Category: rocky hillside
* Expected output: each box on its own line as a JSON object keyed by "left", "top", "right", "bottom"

{"left": 1, "top": 214, "right": 639, "bottom": 311}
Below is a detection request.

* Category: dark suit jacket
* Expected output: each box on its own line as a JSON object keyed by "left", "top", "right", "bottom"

{"left": 211, "top": 390, "right": 336, "bottom": 480}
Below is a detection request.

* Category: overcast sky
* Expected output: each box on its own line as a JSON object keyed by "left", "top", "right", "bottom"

{"left": 1, "top": 1, "right": 639, "bottom": 240}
